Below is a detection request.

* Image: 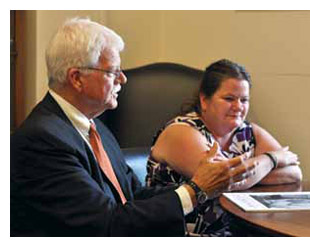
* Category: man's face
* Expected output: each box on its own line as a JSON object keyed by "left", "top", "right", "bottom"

{"left": 79, "top": 49, "right": 127, "bottom": 117}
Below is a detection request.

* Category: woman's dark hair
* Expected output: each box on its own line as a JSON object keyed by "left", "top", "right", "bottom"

{"left": 181, "top": 59, "right": 252, "bottom": 114}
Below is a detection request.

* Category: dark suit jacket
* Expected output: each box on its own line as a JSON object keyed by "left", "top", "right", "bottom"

{"left": 10, "top": 93, "right": 185, "bottom": 236}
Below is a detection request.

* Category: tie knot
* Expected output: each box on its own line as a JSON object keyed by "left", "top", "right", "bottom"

{"left": 89, "top": 122, "right": 97, "bottom": 133}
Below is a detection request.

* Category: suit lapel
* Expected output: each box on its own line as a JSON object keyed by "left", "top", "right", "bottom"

{"left": 40, "top": 93, "right": 107, "bottom": 183}
{"left": 42, "top": 93, "right": 127, "bottom": 202}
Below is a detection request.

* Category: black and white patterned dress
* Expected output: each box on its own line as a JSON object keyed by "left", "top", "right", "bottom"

{"left": 146, "top": 112, "right": 256, "bottom": 235}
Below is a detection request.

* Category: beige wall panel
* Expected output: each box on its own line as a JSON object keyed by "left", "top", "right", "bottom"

{"left": 232, "top": 11, "right": 310, "bottom": 180}
{"left": 108, "top": 10, "right": 235, "bottom": 70}
{"left": 162, "top": 10, "right": 234, "bottom": 69}
{"left": 250, "top": 74, "right": 310, "bottom": 178}
{"left": 233, "top": 11, "right": 310, "bottom": 74}
{"left": 23, "top": 11, "right": 37, "bottom": 118}
{"left": 106, "top": 10, "right": 163, "bottom": 69}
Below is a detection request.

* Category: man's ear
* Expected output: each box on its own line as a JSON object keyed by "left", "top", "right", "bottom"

{"left": 67, "top": 68, "right": 83, "bottom": 92}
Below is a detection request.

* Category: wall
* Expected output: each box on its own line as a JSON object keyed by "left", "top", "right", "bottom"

{"left": 108, "top": 10, "right": 236, "bottom": 69}
{"left": 21, "top": 10, "right": 310, "bottom": 180}
{"left": 108, "top": 10, "right": 310, "bottom": 180}
{"left": 232, "top": 11, "right": 310, "bottom": 181}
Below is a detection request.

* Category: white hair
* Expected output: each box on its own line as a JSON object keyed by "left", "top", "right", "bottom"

{"left": 45, "top": 17, "right": 124, "bottom": 88}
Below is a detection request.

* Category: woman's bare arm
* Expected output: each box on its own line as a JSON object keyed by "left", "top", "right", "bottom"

{"left": 252, "top": 123, "right": 302, "bottom": 185}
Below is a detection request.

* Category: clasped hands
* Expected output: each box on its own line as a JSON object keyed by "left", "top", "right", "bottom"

{"left": 191, "top": 143, "right": 300, "bottom": 200}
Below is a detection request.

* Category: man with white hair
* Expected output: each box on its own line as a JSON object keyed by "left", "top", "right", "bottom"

{"left": 11, "top": 18, "right": 255, "bottom": 236}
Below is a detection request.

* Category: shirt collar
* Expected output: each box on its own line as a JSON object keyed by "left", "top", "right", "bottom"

{"left": 49, "top": 89, "right": 91, "bottom": 139}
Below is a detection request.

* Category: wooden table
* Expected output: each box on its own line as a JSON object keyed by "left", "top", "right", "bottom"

{"left": 219, "top": 181, "right": 310, "bottom": 236}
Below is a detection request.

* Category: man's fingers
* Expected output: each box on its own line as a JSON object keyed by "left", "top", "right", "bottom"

{"left": 226, "top": 155, "right": 243, "bottom": 168}
{"left": 228, "top": 159, "right": 256, "bottom": 182}
{"left": 227, "top": 162, "right": 257, "bottom": 191}
{"left": 228, "top": 179, "right": 247, "bottom": 191}
{"left": 208, "top": 141, "right": 219, "bottom": 157}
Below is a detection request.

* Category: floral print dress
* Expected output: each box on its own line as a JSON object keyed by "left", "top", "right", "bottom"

{"left": 146, "top": 112, "right": 256, "bottom": 235}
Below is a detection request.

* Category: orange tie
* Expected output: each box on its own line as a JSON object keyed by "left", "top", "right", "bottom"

{"left": 89, "top": 122, "right": 127, "bottom": 204}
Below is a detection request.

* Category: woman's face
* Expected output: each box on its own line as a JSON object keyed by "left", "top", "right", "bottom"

{"left": 200, "top": 78, "right": 250, "bottom": 133}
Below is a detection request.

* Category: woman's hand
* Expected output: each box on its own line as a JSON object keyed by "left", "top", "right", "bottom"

{"left": 252, "top": 123, "right": 302, "bottom": 185}
{"left": 259, "top": 147, "right": 302, "bottom": 185}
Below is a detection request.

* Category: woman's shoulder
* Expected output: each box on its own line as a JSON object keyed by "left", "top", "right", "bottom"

{"left": 159, "top": 112, "right": 214, "bottom": 146}
{"left": 166, "top": 111, "right": 205, "bottom": 129}
{"left": 151, "top": 112, "right": 210, "bottom": 146}
{"left": 242, "top": 122, "right": 272, "bottom": 139}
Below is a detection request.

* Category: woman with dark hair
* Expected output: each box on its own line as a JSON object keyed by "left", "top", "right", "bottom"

{"left": 146, "top": 59, "right": 302, "bottom": 236}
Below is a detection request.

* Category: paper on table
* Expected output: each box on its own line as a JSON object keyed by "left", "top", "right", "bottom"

{"left": 223, "top": 192, "right": 310, "bottom": 212}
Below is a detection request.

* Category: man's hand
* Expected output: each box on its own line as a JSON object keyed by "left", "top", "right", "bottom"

{"left": 190, "top": 143, "right": 255, "bottom": 201}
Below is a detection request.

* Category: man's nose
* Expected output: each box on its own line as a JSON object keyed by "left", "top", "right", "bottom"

{"left": 116, "top": 71, "right": 127, "bottom": 84}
